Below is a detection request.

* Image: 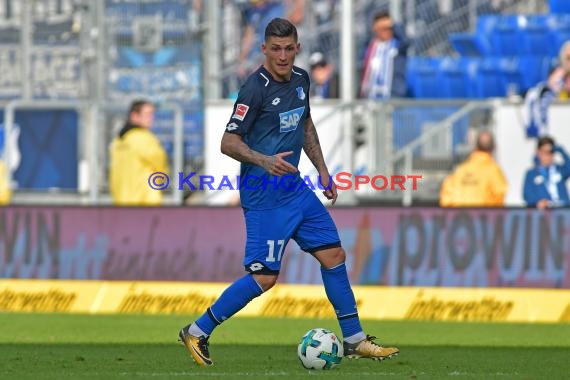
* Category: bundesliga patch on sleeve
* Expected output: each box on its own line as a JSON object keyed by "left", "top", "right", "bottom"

{"left": 232, "top": 104, "right": 250, "bottom": 121}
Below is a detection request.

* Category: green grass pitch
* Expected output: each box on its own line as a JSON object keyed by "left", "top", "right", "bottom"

{"left": 0, "top": 313, "right": 569, "bottom": 379}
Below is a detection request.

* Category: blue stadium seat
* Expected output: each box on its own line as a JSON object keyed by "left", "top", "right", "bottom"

{"left": 406, "top": 57, "right": 442, "bottom": 98}
{"left": 546, "top": 14, "right": 570, "bottom": 56}
{"left": 475, "top": 15, "right": 500, "bottom": 55}
{"left": 491, "top": 15, "right": 527, "bottom": 56}
{"left": 439, "top": 57, "right": 479, "bottom": 98}
{"left": 449, "top": 33, "right": 483, "bottom": 56}
{"left": 521, "top": 15, "right": 551, "bottom": 56}
{"left": 432, "top": 12, "right": 561, "bottom": 98}
{"left": 405, "top": 58, "right": 420, "bottom": 97}
{"left": 517, "top": 56, "right": 550, "bottom": 93}
{"left": 475, "top": 57, "right": 515, "bottom": 98}
{"left": 549, "top": 0, "right": 570, "bottom": 14}
{"left": 500, "top": 57, "right": 525, "bottom": 95}
{"left": 475, "top": 58, "right": 500, "bottom": 98}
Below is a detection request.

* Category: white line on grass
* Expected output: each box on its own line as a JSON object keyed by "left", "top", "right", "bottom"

{"left": 449, "top": 371, "right": 520, "bottom": 377}
{"left": 120, "top": 371, "right": 403, "bottom": 377}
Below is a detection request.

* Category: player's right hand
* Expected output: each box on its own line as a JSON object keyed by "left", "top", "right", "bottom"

{"left": 264, "top": 151, "right": 298, "bottom": 176}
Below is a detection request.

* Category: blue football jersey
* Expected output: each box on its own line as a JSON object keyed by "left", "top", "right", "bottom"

{"left": 225, "top": 65, "right": 312, "bottom": 210}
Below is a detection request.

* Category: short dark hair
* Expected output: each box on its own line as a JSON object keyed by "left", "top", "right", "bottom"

{"left": 537, "top": 136, "right": 555, "bottom": 149}
{"left": 128, "top": 99, "right": 153, "bottom": 117}
{"left": 264, "top": 18, "right": 298, "bottom": 42}
{"left": 373, "top": 10, "right": 391, "bottom": 23}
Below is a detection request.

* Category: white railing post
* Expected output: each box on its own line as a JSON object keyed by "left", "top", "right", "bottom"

{"left": 88, "top": 103, "right": 99, "bottom": 204}
{"left": 172, "top": 104, "right": 184, "bottom": 205}
{"left": 403, "top": 148, "right": 413, "bottom": 207}
{"left": 340, "top": 0, "right": 357, "bottom": 205}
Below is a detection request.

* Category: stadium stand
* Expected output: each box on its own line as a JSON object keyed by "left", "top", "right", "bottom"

{"left": 105, "top": 0, "right": 204, "bottom": 165}
{"left": 411, "top": 0, "right": 567, "bottom": 99}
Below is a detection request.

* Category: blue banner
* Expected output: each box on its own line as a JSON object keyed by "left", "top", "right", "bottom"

{"left": 0, "top": 110, "right": 78, "bottom": 189}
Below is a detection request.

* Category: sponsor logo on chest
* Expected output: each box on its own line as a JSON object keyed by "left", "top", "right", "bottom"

{"left": 279, "top": 106, "right": 305, "bottom": 133}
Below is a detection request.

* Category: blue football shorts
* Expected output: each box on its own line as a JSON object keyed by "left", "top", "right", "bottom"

{"left": 242, "top": 189, "right": 341, "bottom": 275}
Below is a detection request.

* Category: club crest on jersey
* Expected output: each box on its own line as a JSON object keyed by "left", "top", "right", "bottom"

{"left": 279, "top": 106, "right": 305, "bottom": 133}
{"left": 232, "top": 104, "right": 249, "bottom": 121}
{"left": 296, "top": 86, "right": 306, "bottom": 100}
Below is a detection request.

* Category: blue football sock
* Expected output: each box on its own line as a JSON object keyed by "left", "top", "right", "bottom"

{"left": 321, "top": 263, "right": 364, "bottom": 339}
{"left": 194, "top": 274, "right": 264, "bottom": 336}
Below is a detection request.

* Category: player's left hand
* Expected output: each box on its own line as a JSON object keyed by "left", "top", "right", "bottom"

{"left": 320, "top": 175, "right": 338, "bottom": 205}
{"left": 264, "top": 151, "right": 298, "bottom": 176}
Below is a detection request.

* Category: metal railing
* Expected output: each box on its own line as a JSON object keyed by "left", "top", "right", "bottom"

{"left": 314, "top": 98, "right": 503, "bottom": 206}
{"left": 386, "top": 99, "right": 500, "bottom": 206}
{"left": 397, "top": 0, "right": 546, "bottom": 56}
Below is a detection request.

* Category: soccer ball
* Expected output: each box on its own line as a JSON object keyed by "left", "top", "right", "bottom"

{"left": 297, "top": 328, "right": 343, "bottom": 370}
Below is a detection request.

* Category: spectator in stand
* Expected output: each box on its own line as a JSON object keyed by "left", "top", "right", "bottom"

{"left": 547, "top": 41, "right": 570, "bottom": 100}
{"left": 523, "top": 136, "right": 570, "bottom": 209}
{"left": 359, "top": 10, "right": 410, "bottom": 100}
{"left": 0, "top": 131, "right": 13, "bottom": 205}
{"left": 439, "top": 130, "right": 508, "bottom": 207}
{"left": 524, "top": 41, "right": 570, "bottom": 138}
{"left": 109, "top": 100, "right": 169, "bottom": 206}
{"left": 310, "top": 0, "right": 338, "bottom": 54}
{"left": 0, "top": 159, "right": 11, "bottom": 205}
{"left": 309, "top": 51, "right": 339, "bottom": 99}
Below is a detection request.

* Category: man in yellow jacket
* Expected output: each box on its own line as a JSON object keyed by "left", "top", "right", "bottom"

{"left": 109, "top": 100, "right": 169, "bottom": 206}
{"left": 439, "top": 130, "right": 508, "bottom": 207}
{"left": 0, "top": 160, "right": 12, "bottom": 205}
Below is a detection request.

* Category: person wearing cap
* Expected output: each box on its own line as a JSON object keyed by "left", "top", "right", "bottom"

{"left": 309, "top": 51, "right": 339, "bottom": 99}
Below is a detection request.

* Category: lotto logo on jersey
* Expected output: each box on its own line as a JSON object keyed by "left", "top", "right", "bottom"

{"left": 232, "top": 104, "right": 249, "bottom": 121}
{"left": 279, "top": 106, "right": 305, "bottom": 133}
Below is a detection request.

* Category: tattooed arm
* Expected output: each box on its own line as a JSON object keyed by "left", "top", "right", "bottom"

{"left": 303, "top": 116, "right": 337, "bottom": 203}
{"left": 303, "top": 116, "right": 329, "bottom": 175}
{"left": 221, "top": 132, "right": 297, "bottom": 176}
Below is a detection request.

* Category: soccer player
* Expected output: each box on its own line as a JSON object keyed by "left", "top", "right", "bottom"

{"left": 178, "top": 18, "right": 399, "bottom": 366}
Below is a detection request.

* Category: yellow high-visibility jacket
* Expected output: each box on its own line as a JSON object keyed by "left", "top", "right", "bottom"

{"left": 109, "top": 127, "right": 169, "bottom": 206}
{"left": 0, "top": 160, "right": 12, "bottom": 205}
{"left": 439, "top": 151, "right": 508, "bottom": 207}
